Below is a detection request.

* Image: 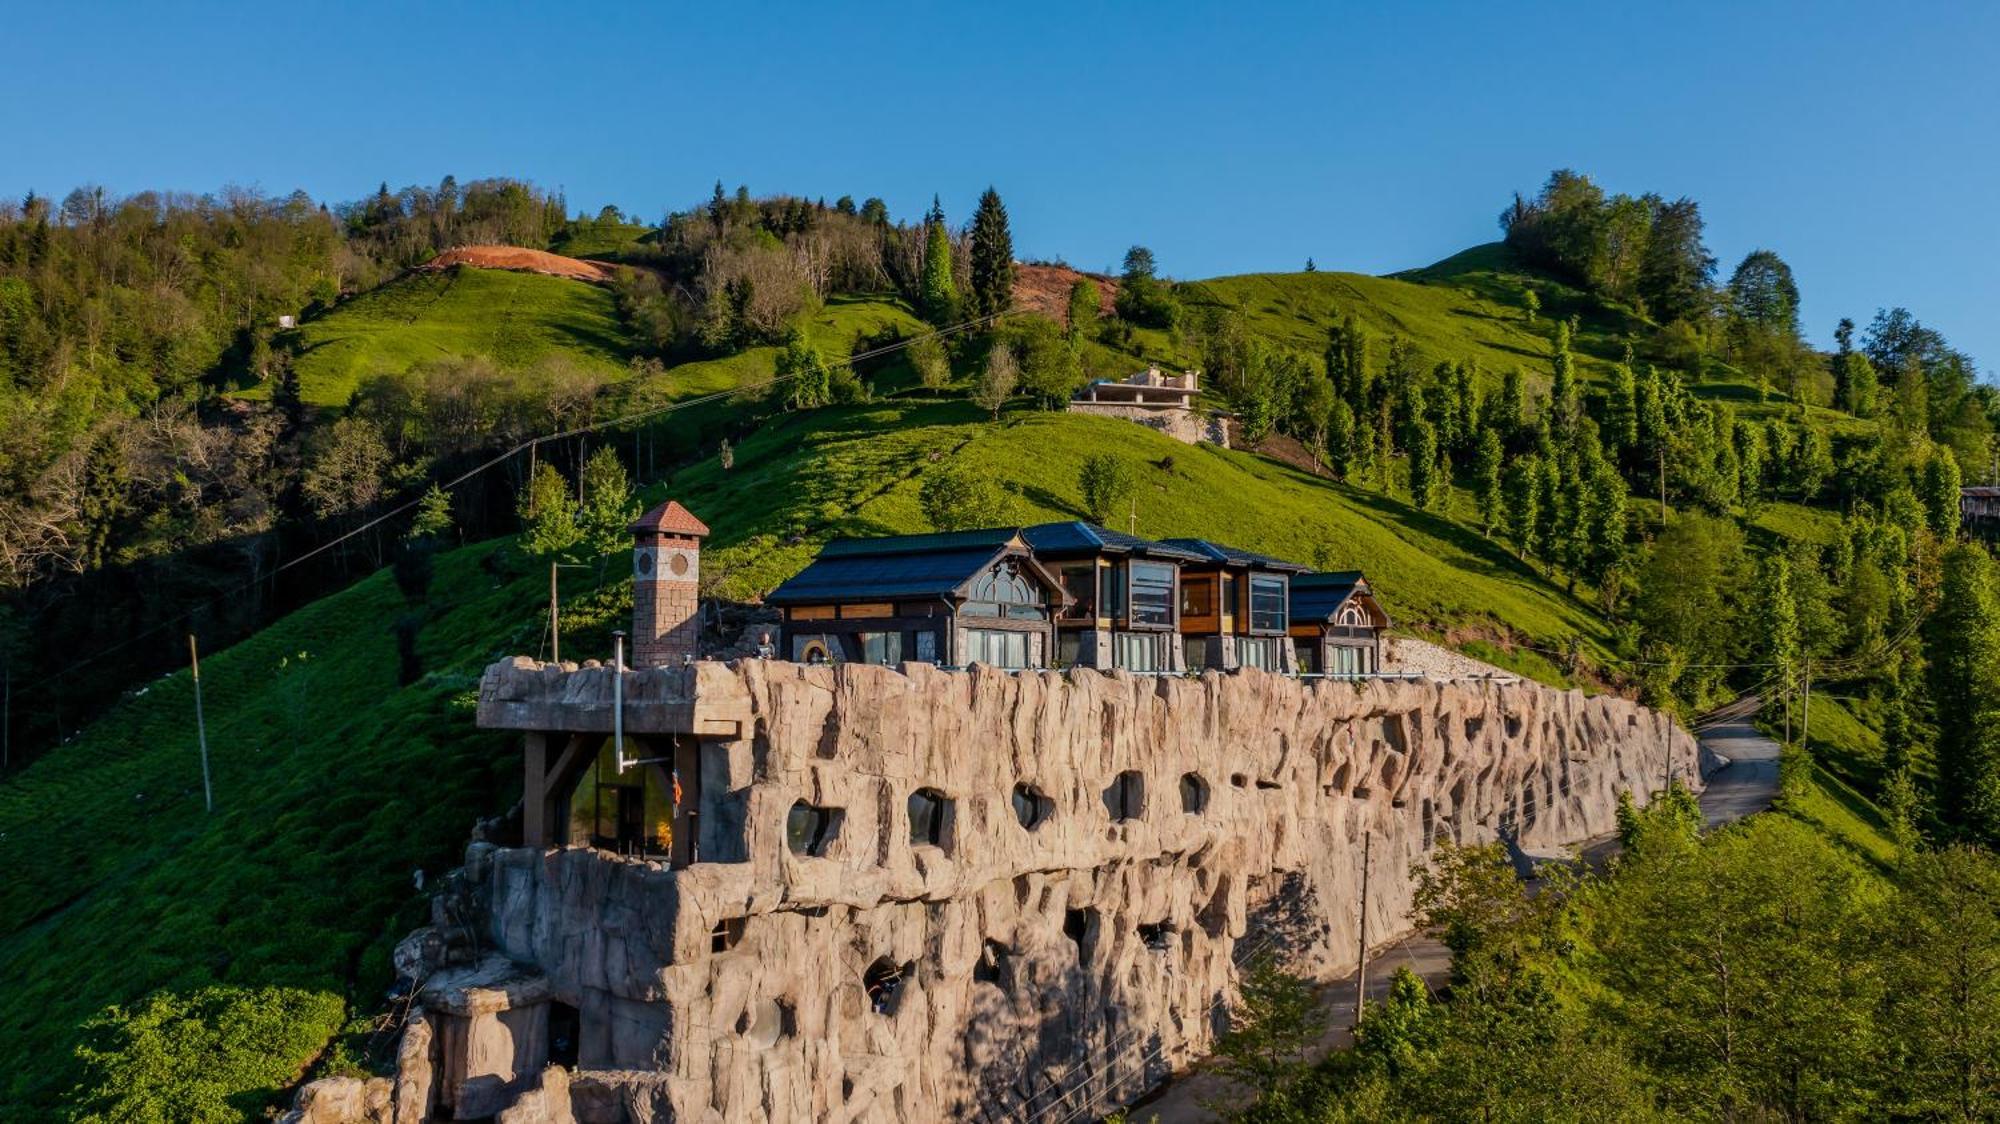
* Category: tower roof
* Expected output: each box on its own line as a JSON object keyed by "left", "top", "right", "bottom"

{"left": 631, "top": 500, "right": 710, "bottom": 537}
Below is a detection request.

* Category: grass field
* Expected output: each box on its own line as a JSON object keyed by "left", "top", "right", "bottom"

{"left": 247, "top": 266, "right": 637, "bottom": 408}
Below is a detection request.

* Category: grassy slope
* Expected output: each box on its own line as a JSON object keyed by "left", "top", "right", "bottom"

{"left": 248, "top": 266, "right": 635, "bottom": 408}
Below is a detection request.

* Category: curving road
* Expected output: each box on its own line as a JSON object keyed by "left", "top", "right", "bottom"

{"left": 1130, "top": 696, "right": 1779, "bottom": 1124}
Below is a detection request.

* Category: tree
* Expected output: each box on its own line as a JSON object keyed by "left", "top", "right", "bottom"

{"left": 1522, "top": 287, "right": 1540, "bottom": 324}
{"left": 1503, "top": 455, "right": 1541, "bottom": 559}
{"left": 578, "top": 447, "right": 639, "bottom": 561}
{"left": 1879, "top": 845, "right": 2000, "bottom": 1120}
{"left": 1755, "top": 555, "right": 1802, "bottom": 734}
{"left": 907, "top": 333, "right": 950, "bottom": 391}
{"left": 1079, "top": 453, "right": 1135, "bottom": 525}
{"left": 1210, "top": 954, "right": 1318, "bottom": 1097}
{"left": 406, "top": 484, "right": 453, "bottom": 544}
{"left": 1636, "top": 196, "right": 1716, "bottom": 325}
{"left": 1114, "top": 246, "right": 1178, "bottom": 328}
{"left": 1408, "top": 418, "right": 1440, "bottom": 510}
{"left": 1605, "top": 351, "right": 1639, "bottom": 456}
{"left": 1473, "top": 427, "right": 1504, "bottom": 537}
{"left": 1922, "top": 447, "right": 1963, "bottom": 540}
{"left": 1548, "top": 320, "right": 1579, "bottom": 444}
{"left": 777, "top": 328, "right": 833, "bottom": 410}
{"left": 919, "top": 196, "right": 959, "bottom": 325}
{"left": 1727, "top": 249, "right": 1801, "bottom": 336}
{"left": 517, "top": 461, "right": 581, "bottom": 557}
{"left": 918, "top": 463, "right": 1009, "bottom": 532}
{"left": 301, "top": 416, "right": 390, "bottom": 522}
{"left": 972, "top": 342, "right": 1018, "bottom": 420}
{"left": 967, "top": 187, "right": 1015, "bottom": 320}
{"left": 1926, "top": 545, "right": 2000, "bottom": 844}
{"left": 1064, "top": 277, "right": 1100, "bottom": 339}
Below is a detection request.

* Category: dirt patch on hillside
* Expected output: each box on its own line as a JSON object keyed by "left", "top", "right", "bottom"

{"left": 1013, "top": 263, "right": 1118, "bottom": 322}
{"left": 418, "top": 245, "right": 615, "bottom": 284}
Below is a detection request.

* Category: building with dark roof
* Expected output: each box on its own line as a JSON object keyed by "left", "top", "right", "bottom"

{"left": 1288, "top": 571, "right": 1390, "bottom": 675}
{"left": 1021, "top": 522, "right": 1209, "bottom": 671}
{"left": 1156, "top": 538, "right": 1309, "bottom": 672}
{"left": 767, "top": 529, "right": 1066, "bottom": 669}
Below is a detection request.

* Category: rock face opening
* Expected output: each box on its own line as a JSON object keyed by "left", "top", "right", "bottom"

{"left": 742, "top": 998, "right": 789, "bottom": 1049}
{"left": 547, "top": 1001, "right": 580, "bottom": 1068}
{"left": 1138, "top": 922, "right": 1174, "bottom": 953}
{"left": 711, "top": 917, "right": 746, "bottom": 954}
{"left": 864, "top": 957, "right": 911, "bottom": 1015}
{"left": 973, "top": 939, "right": 1010, "bottom": 986}
{"left": 785, "top": 801, "right": 842, "bottom": 857}
{"left": 1104, "top": 771, "right": 1146, "bottom": 822}
{"left": 1063, "top": 907, "right": 1097, "bottom": 960}
{"left": 1179, "top": 772, "right": 1210, "bottom": 814}
{"left": 908, "top": 788, "right": 954, "bottom": 850}
{"left": 1012, "top": 783, "right": 1054, "bottom": 829}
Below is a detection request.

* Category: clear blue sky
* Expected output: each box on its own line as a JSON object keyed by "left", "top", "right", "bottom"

{"left": 4, "top": 1, "right": 1994, "bottom": 369}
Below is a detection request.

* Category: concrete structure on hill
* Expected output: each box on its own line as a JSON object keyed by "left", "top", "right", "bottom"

{"left": 283, "top": 501, "right": 1702, "bottom": 1124}
{"left": 1068, "top": 366, "right": 1228, "bottom": 447}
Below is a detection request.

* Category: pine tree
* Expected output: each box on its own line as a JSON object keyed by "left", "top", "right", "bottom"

{"left": 1474, "top": 426, "right": 1505, "bottom": 537}
{"left": 1926, "top": 545, "right": 2000, "bottom": 843}
{"left": 1408, "top": 418, "right": 1440, "bottom": 510}
{"left": 1605, "top": 351, "right": 1639, "bottom": 456}
{"left": 406, "top": 484, "right": 453, "bottom": 543}
{"left": 518, "top": 462, "right": 580, "bottom": 557}
{"left": 1503, "top": 456, "right": 1542, "bottom": 559}
{"left": 1489, "top": 367, "right": 1525, "bottom": 444}
{"left": 1451, "top": 361, "right": 1479, "bottom": 459}
{"left": 968, "top": 187, "right": 1015, "bottom": 320}
{"left": 1922, "top": 447, "right": 1963, "bottom": 540}
{"left": 919, "top": 196, "right": 959, "bottom": 325}
{"left": 1757, "top": 555, "right": 1802, "bottom": 736}
{"left": 578, "top": 447, "right": 639, "bottom": 560}
{"left": 1548, "top": 320, "right": 1579, "bottom": 444}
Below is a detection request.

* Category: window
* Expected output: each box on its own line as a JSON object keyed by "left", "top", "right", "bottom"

{"left": 1221, "top": 574, "right": 1238, "bottom": 620}
{"left": 1056, "top": 631, "right": 1082, "bottom": 668}
{"left": 914, "top": 630, "right": 938, "bottom": 663}
{"left": 1180, "top": 575, "right": 1215, "bottom": 618}
{"left": 1179, "top": 772, "right": 1209, "bottom": 814}
{"left": 858, "top": 631, "right": 902, "bottom": 666}
{"left": 968, "top": 560, "right": 1040, "bottom": 608}
{"left": 1129, "top": 562, "right": 1175, "bottom": 627}
{"left": 1249, "top": 575, "right": 1288, "bottom": 633}
{"left": 1113, "top": 631, "right": 1160, "bottom": 672}
{"left": 1138, "top": 921, "right": 1174, "bottom": 953}
{"left": 1238, "top": 637, "right": 1279, "bottom": 671}
{"left": 964, "top": 628, "right": 1030, "bottom": 669}
{"left": 711, "top": 917, "right": 746, "bottom": 953}
{"left": 1058, "top": 564, "right": 1097, "bottom": 620}
{"left": 1183, "top": 637, "right": 1209, "bottom": 671}
{"left": 1105, "top": 770, "right": 1146, "bottom": 821}
{"left": 1063, "top": 907, "right": 1096, "bottom": 959}
{"left": 785, "top": 801, "right": 843, "bottom": 857}
{"left": 563, "top": 739, "right": 673, "bottom": 857}
{"left": 973, "top": 939, "right": 1009, "bottom": 985}
{"left": 1012, "top": 783, "right": 1053, "bottom": 829}
{"left": 1099, "top": 565, "right": 1126, "bottom": 620}
{"left": 1294, "top": 640, "right": 1316, "bottom": 672}
{"left": 909, "top": 788, "right": 953, "bottom": 848}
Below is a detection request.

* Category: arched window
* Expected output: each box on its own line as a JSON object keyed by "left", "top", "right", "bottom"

{"left": 965, "top": 559, "right": 1047, "bottom": 620}
{"left": 1179, "top": 772, "right": 1209, "bottom": 814}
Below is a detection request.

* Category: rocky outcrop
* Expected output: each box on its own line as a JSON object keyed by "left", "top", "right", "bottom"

{"left": 345, "top": 659, "right": 1697, "bottom": 1123}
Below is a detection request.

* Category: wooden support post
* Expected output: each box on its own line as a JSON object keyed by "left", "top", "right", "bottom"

{"left": 189, "top": 634, "right": 213, "bottom": 814}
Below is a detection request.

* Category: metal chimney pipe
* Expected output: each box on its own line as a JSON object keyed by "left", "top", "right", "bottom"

{"left": 612, "top": 630, "right": 627, "bottom": 772}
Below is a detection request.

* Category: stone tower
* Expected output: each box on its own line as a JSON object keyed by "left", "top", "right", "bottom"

{"left": 630, "top": 500, "right": 709, "bottom": 668}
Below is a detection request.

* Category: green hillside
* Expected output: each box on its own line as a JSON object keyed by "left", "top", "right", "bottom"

{"left": 241, "top": 265, "right": 634, "bottom": 408}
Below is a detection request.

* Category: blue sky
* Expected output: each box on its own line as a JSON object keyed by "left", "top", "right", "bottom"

{"left": 4, "top": 1, "right": 1994, "bottom": 369}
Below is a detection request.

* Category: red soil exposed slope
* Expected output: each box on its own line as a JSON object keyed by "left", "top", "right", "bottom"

{"left": 418, "top": 245, "right": 615, "bottom": 284}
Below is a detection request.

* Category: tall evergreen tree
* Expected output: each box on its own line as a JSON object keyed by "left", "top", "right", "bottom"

{"left": 919, "top": 195, "right": 959, "bottom": 325}
{"left": 1756, "top": 554, "right": 1802, "bottom": 735}
{"left": 1408, "top": 418, "right": 1440, "bottom": 510}
{"left": 1503, "top": 456, "right": 1542, "bottom": 560}
{"left": 1926, "top": 545, "right": 2000, "bottom": 844}
{"left": 1922, "top": 447, "right": 1963, "bottom": 540}
{"left": 1548, "top": 320, "right": 1579, "bottom": 444}
{"left": 1605, "top": 348, "right": 1639, "bottom": 456}
{"left": 1474, "top": 427, "right": 1505, "bottom": 538}
{"left": 967, "top": 187, "right": 1015, "bottom": 320}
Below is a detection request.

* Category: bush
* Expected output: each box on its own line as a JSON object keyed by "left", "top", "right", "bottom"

{"left": 1079, "top": 453, "right": 1136, "bottom": 525}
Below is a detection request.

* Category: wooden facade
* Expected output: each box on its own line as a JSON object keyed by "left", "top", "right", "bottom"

{"left": 769, "top": 530, "right": 1066, "bottom": 670}
{"left": 1022, "top": 522, "right": 1207, "bottom": 671}
{"left": 1157, "top": 538, "right": 1308, "bottom": 673}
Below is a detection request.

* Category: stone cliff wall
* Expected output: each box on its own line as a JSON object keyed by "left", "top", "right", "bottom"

{"left": 347, "top": 660, "right": 1699, "bottom": 1124}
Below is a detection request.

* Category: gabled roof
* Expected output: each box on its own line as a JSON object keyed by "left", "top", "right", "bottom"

{"left": 767, "top": 529, "right": 1064, "bottom": 606}
{"left": 1021, "top": 522, "right": 1209, "bottom": 562}
{"left": 1289, "top": 571, "right": 1391, "bottom": 628}
{"left": 1155, "top": 538, "right": 1310, "bottom": 573}
{"left": 631, "top": 500, "right": 710, "bottom": 537}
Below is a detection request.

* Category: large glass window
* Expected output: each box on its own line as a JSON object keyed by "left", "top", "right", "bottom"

{"left": 1059, "top": 564, "right": 1097, "bottom": 620}
{"left": 1249, "top": 575, "right": 1288, "bottom": 633}
{"left": 1099, "top": 565, "right": 1126, "bottom": 620}
{"left": 1129, "top": 562, "right": 1175, "bottom": 627}
{"left": 1238, "top": 637, "right": 1279, "bottom": 671}
{"left": 564, "top": 739, "right": 673, "bottom": 857}
{"left": 858, "top": 631, "right": 903, "bottom": 666}
{"left": 965, "top": 628, "right": 1031, "bottom": 669}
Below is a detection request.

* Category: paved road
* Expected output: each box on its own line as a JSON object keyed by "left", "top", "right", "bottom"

{"left": 1128, "top": 697, "right": 1780, "bottom": 1124}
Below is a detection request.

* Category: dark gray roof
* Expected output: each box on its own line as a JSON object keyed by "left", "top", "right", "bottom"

{"left": 816, "top": 527, "right": 1020, "bottom": 559}
{"left": 1289, "top": 571, "right": 1390, "bottom": 627}
{"left": 767, "top": 545, "right": 1013, "bottom": 604}
{"left": 1021, "top": 522, "right": 1208, "bottom": 562}
{"left": 1155, "top": 538, "right": 1309, "bottom": 573}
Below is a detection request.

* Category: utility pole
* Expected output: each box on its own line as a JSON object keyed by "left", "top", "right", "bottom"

{"left": 188, "top": 634, "right": 213, "bottom": 813}
{"left": 550, "top": 561, "right": 561, "bottom": 664}
{"left": 1354, "top": 830, "right": 1372, "bottom": 1021}
{"left": 1802, "top": 657, "right": 1811, "bottom": 748}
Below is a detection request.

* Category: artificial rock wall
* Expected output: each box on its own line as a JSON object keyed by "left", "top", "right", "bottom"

{"left": 361, "top": 659, "right": 1699, "bottom": 1124}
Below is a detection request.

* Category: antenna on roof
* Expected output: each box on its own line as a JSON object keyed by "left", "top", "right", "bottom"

{"left": 1128, "top": 495, "right": 1138, "bottom": 536}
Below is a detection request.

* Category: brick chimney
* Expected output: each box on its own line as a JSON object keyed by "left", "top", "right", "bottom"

{"left": 630, "top": 500, "right": 709, "bottom": 668}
